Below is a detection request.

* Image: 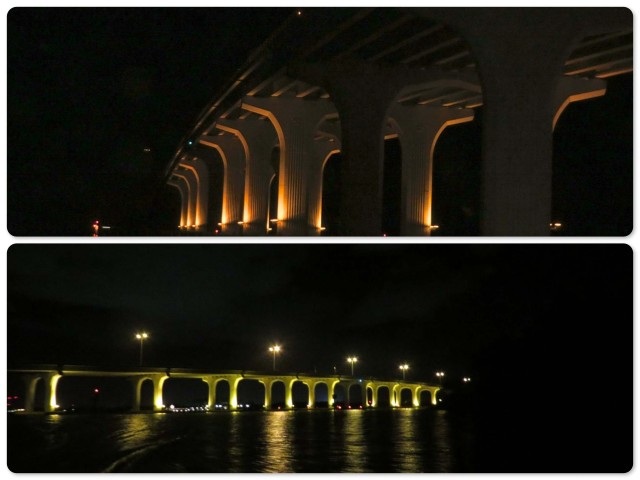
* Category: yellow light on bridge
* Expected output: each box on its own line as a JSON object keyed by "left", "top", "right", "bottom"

{"left": 399, "top": 364, "right": 409, "bottom": 380}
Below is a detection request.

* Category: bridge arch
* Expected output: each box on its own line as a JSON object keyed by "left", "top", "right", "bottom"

{"left": 236, "top": 378, "right": 266, "bottom": 408}
{"left": 313, "top": 382, "right": 329, "bottom": 407}
{"left": 399, "top": 387, "right": 413, "bottom": 407}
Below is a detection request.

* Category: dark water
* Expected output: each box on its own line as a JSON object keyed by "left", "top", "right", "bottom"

{"left": 8, "top": 409, "right": 476, "bottom": 473}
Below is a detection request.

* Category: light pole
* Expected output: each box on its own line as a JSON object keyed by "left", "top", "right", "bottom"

{"left": 347, "top": 356, "right": 358, "bottom": 376}
{"left": 436, "top": 371, "right": 445, "bottom": 385}
{"left": 135, "top": 332, "right": 149, "bottom": 366}
{"left": 269, "top": 345, "right": 281, "bottom": 371}
{"left": 399, "top": 364, "right": 409, "bottom": 381}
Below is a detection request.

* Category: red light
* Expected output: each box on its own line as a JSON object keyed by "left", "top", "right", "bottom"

{"left": 14, "top": 396, "right": 19, "bottom": 400}
{"left": 348, "top": 405, "right": 352, "bottom": 409}
{"left": 94, "top": 388, "right": 100, "bottom": 394}
{"left": 359, "top": 405, "right": 363, "bottom": 409}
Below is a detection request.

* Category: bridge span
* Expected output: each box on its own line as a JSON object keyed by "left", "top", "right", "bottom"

{"left": 8, "top": 365, "right": 441, "bottom": 413}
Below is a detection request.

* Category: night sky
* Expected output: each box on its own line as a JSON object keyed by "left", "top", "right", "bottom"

{"left": 8, "top": 8, "right": 632, "bottom": 236}
{"left": 7, "top": 244, "right": 632, "bottom": 470}
{"left": 8, "top": 7, "right": 292, "bottom": 235}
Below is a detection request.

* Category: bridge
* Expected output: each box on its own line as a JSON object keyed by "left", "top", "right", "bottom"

{"left": 165, "top": 7, "right": 631, "bottom": 236}
{"left": 8, "top": 365, "right": 441, "bottom": 413}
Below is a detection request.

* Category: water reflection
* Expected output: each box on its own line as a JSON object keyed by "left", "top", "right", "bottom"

{"left": 432, "top": 410, "right": 453, "bottom": 472}
{"left": 9, "top": 408, "right": 472, "bottom": 473}
{"left": 392, "top": 409, "right": 422, "bottom": 472}
{"left": 112, "top": 414, "right": 157, "bottom": 451}
{"left": 341, "top": 410, "right": 368, "bottom": 472}
{"left": 259, "top": 411, "right": 293, "bottom": 472}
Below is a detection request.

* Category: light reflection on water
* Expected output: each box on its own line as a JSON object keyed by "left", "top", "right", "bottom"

{"left": 8, "top": 409, "right": 474, "bottom": 473}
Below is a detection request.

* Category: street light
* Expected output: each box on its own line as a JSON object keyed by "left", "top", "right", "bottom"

{"left": 347, "top": 356, "right": 358, "bottom": 376}
{"left": 269, "top": 345, "right": 281, "bottom": 371}
{"left": 399, "top": 364, "right": 409, "bottom": 381}
{"left": 463, "top": 377, "right": 471, "bottom": 383}
{"left": 435, "top": 371, "right": 445, "bottom": 385}
{"left": 135, "top": 332, "right": 149, "bottom": 366}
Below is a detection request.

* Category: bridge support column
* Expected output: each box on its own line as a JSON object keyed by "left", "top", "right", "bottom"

{"left": 217, "top": 118, "right": 277, "bottom": 236}
{"left": 23, "top": 375, "right": 41, "bottom": 412}
{"left": 42, "top": 373, "right": 61, "bottom": 413}
{"left": 413, "top": 387, "right": 421, "bottom": 407}
{"left": 229, "top": 376, "right": 242, "bottom": 409}
{"left": 329, "top": 381, "right": 339, "bottom": 407}
{"left": 173, "top": 169, "right": 197, "bottom": 229}
{"left": 130, "top": 377, "right": 143, "bottom": 412}
{"left": 242, "top": 97, "right": 335, "bottom": 235}
{"left": 199, "top": 135, "right": 245, "bottom": 235}
{"left": 416, "top": 8, "right": 630, "bottom": 235}
{"left": 366, "top": 384, "right": 376, "bottom": 407}
{"left": 202, "top": 376, "right": 217, "bottom": 410}
{"left": 306, "top": 381, "right": 316, "bottom": 407}
{"left": 285, "top": 380, "right": 294, "bottom": 408}
{"left": 180, "top": 157, "right": 210, "bottom": 230}
{"left": 152, "top": 375, "right": 168, "bottom": 412}
{"left": 308, "top": 137, "right": 341, "bottom": 235}
{"left": 168, "top": 176, "right": 189, "bottom": 228}
{"left": 391, "top": 385, "right": 401, "bottom": 407}
{"left": 262, "top": 380, "right": 273, "bottom": 409}
{"left": 389, "top": 105, "right": 474, "bottom": 236}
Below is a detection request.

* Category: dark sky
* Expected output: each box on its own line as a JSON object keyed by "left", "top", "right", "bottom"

{"left": 8, "top": 8, "right": 632, "bottom": 236}
{"left": 8, "top": 7, "right": 293, "bottom": 235}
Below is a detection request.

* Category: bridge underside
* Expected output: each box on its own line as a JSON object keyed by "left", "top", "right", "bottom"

{"left": 165, "top": 7, "right": 631, "bottom": 236}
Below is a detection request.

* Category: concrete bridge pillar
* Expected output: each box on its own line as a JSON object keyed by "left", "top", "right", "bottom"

{"left": 177, "top": 163, "right": 203, "bottom": 228}
{"left": 217, "top": 118, "right": 277, "bottom": 236}
{"left": 23, "top": 374, "right": 41, "bottom": 412}
{"left": 241, "top": 97, "right": 335, "bottom": 235}
{"left": 413, "top": 386, "right": 422, "bottom": 407}
{"left": 228, "top": 376, "right": 243, "bottom": 409}
{"left": 173, "top": 169, "right": 197, "bottom": 229}
{"left": 391, "top": 384, "right": 401, "bottom": 407}
{"left": 199, "top": 135, "right": 245, "bottom": 235}
{"left": 42, "top": 373, "right": 62, "bottom": 413}
{"left": 202, "top": 376, "right": 217, "bottom": 409}
{"left": 285, "top": 379, "right": 295, "bottom": 408}
{"left": 306, "top": 381, "right": 316, "bottom": 407}
{"left": 181, "top": 156, "right": 210, "bottom": 230}
{"left": 389, "top": 105, "right": 475, "bottom": 236}
{"left": 262, "top": 379, "right": 273, "bottom": 408}
{"left": 308, "top": 137, "right": 341, "bottom": 235}
{"left": 415, "top": 8, "right": 631, "bottom": 235}
{"left": 167, "top": 177, "right": 188, "bottom": 228}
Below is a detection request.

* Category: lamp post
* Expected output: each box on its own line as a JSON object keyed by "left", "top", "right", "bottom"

{"left": 399, "top": 364, "right": 409, "bottom": 381}
{"left": 135, "top": 332, "right": 149, "bottom": 366}
{"left": 269, "top": 345, "right": 281, "bottom": 371}
{"left": 347, "top": 356, "right": 358, "bottom": 376}
{"left": 435, "top": 371, "right": 445, "bottom": 385}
